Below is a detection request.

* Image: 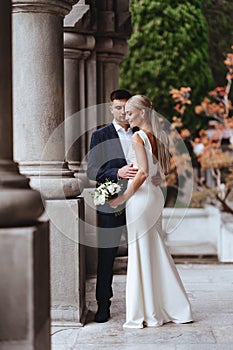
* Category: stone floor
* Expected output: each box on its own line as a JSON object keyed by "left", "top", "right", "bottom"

{"left": 51, "top": 263, "right": 233, "bottom": 350}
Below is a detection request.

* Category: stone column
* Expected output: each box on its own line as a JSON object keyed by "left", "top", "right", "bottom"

{"left": 12, "top": 0, "right": 81, "bottom": 199}
{"left": 85, "top": 50, "right": 98, "bottom": 163}
{"left": 0, "top": 1, "right": 50, "bottom": 349}
{"left": 64, "top": 31, "right": 95, "bottom": 179}
{"left": 12, "top": 0, "right": 87, "bottom": 326}
{"left": 96, "top": 37, "right": 129, "bottom": 125}
{"left": 0, "top": 1, "right": 45, "bottom": 227}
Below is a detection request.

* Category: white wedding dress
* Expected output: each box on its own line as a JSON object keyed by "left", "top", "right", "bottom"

{"left": 124, "top": 130, "right": 193, "bottom": 328}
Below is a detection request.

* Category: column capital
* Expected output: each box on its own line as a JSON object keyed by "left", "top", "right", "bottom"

{"left": 96, "top": 37, "right": 129, "bottom": 54}
{"left": 95, "top": 37, "right": 129, "bottom": 62}
{"left": 64, "top": 31, "right": 95, "bottom": 51}
{"left": 64, "top": 31, "right": 95, "bottom": 59}
{"left": 12, "top": 0, "right": 78, "bottom": 17}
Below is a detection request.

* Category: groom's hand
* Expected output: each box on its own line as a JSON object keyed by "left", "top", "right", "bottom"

{"left": 118, "top": 163, "right": 138, "bottom": 179}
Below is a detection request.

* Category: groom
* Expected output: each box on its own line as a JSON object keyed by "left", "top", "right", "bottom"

{"left": 87, "top": 89, "right": 138, "bottom": 323}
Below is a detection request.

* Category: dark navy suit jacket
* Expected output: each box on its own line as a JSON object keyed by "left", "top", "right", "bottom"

{"left": 87, "top": 123, "right": 127, "bottom": 183}
{"left": 87, "top": 123, "right": 128, "bottom": 222}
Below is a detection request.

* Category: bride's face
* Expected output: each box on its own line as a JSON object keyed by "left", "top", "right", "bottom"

{"left": 125, "top": 104, "right": 144, "bottom": 128}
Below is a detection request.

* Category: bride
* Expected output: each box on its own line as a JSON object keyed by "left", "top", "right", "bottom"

{"left": 109, "top": 95, "right": 193, "bottom": 329}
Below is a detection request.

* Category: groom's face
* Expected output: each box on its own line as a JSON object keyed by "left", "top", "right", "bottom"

{"left": 110, "top": 99, "right": 129, "bottom": 128}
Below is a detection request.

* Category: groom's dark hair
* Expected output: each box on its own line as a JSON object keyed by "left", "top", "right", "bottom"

{"left": 110, "top": 89, "right": 132, "bottom": 101}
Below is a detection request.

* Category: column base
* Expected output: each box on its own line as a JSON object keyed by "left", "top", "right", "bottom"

{"left": 0, "top": 160, "right": 45, "bottom": 226}
{"left": 17, "top": 161, "right": 84, "bottom": 199}
{"left": 0, "top": 221, "right": 50, "bottom": 350}
{"left": 0, "top": 188, "right": 44, "bottom": 227}
{"left": 29, "top": 176, "right": 83, "bottom": 199}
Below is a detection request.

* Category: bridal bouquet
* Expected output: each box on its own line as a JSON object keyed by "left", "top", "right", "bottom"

{"left": 92, "top": 179, "right": 122, "bottom": 206}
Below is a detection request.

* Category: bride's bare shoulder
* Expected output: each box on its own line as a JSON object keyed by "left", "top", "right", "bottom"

{"left": 132, "top": 131, "right": 144, "bottom": 144}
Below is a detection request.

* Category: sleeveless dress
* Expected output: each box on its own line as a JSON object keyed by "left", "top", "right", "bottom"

{"left": 123, "top": 130, "right": 193, "bottom": 328}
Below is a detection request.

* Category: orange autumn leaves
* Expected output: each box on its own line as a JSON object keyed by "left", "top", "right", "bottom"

{"left": 169, "top": 87, "right": 191, "bottom": 116}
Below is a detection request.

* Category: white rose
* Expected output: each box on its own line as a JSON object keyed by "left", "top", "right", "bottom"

{"left": 101, "top": 189, "right": 108, "bottom": 196}
{"left": 107, "top": 184, "right": 115, "bottom": 195}
{"left": 94, "top": 194, "right": 106, "bottom": 206}
{"left": 115, "top": 184, "right": 121, "bottom": 193}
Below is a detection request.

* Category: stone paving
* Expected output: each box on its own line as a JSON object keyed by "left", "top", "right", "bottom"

{"left": 51, "top": 264, "right": 233, "bottom": 350}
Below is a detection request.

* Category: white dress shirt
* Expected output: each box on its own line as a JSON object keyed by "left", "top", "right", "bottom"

{"left": 113, "top": 121, "right": 133, "bottom": 164}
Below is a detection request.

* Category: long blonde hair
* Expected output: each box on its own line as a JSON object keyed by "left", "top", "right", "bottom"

{"left": 126, "top": 95, "right": 171, "bottom": 175}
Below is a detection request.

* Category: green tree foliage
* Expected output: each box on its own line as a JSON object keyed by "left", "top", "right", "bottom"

{"left": 202, "top": 0, "right": 233, "bottom": 88}
{"left": 120, "top": 0, "right": 213, "bottom": 128}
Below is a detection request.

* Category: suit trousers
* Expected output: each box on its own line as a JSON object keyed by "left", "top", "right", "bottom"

{"left": 96, "top": 211, "right": 127, "bottom": 304}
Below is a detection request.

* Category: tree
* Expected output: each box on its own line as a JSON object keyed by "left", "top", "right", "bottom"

{"left": 167, "top": 47, "right": 233, "bottom": 214}
{"left": 120, "top": 0, "right": 213, "bottom": 129}
{"left": 202, "top": 0, "right": 233, "bottom": 88}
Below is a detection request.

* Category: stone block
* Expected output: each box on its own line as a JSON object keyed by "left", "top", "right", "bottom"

{"left": 218, "top": 212, "right": 233, "bottom": 262}
{"left": 0, "top": 222, "right": 50, "bottom": 350}
{"left": 163, "top": 205, "right": 220, "bottom": 256}
{"left": 82, "top": 188, "right": 98, "bottom": 276}
{"left": 41, "top": 198, "right": 86, "bottom": 326}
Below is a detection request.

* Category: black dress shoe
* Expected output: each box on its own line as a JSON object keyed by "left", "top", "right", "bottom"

{"left": 94, "top": 302, "right": 111, "bottom": 323}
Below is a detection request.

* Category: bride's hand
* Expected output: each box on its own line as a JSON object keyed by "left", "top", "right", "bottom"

{"left": 109, "top": 195, "right": 125, "bottom": 208}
